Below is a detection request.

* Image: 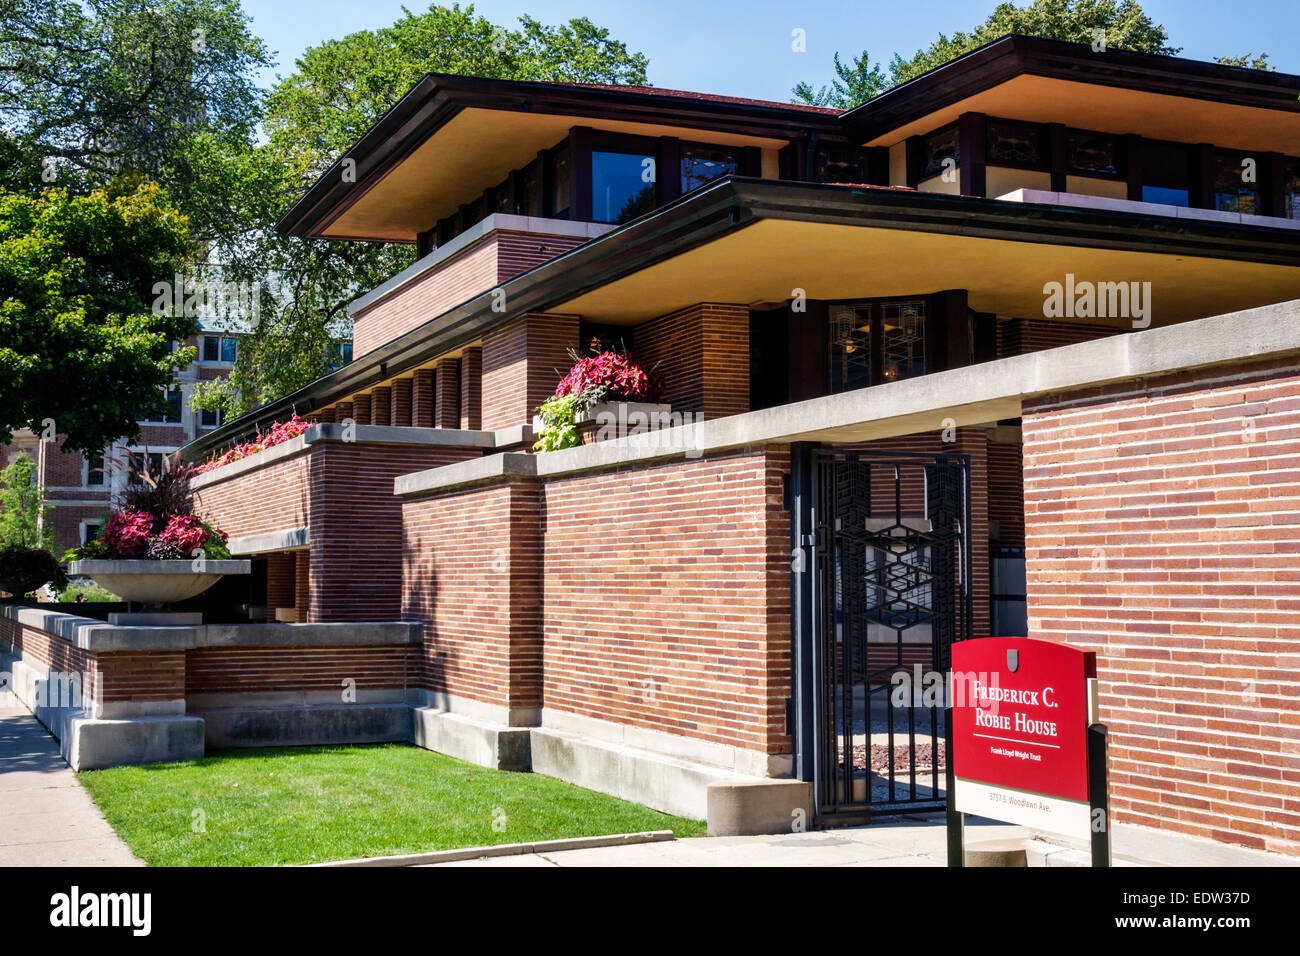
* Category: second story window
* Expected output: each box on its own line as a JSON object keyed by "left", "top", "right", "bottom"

{"left": 681, "top": 144, "right": 738, "bottom": 193}
{"left": 986, "top": 121, "right": 1044, "bottom": 168}
{"left": 1141, "top": 140, "right": 1191, "bottom": 207}
{"left": 1213, "top": 153, "right": 1258, "bottom": 214}
{"left": 550, "top": 142, "right": 572, "bottom": 218}
{"left": 828, "top": 299, "right": 927, "bottom": 393}
{"left": 141, "top": 387, "right": 184, "bottom": 424}
{"left": 85, "top": 451, "right": 105, "bottom": 486}
{"left": 591, "top": 149, "right": 655, "bottom": 224}
{"left": 1066, "top": 130, "right": 1119, "bottom": 177}
{"left": 128, "top": 452, "right": 166, "bottom": 485}
{"left": 1286, "top": 161, "right": 1300, "bottom": 220}
{"left": 203, "top": 335, "right": 238, "bottom": 363}
{"left": 922, "top": 125, "right": 959, "bottom": 179}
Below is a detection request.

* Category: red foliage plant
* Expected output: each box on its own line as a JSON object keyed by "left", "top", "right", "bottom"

{"left": 98, "top": 510, "right": 157, "bottom": 558}
{"left": 554, "top": 351, "right": 652, "bottom": 403}
{"left": 198, "top": 414, "right": 313, "bottom": 474}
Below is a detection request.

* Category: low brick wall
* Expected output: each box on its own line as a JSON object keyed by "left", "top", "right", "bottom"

{"left": 194, "top": 427, "right": 485, "bottom": 622}
{"left": 1023, "top": 355, "right": 1300, "bottom": 857}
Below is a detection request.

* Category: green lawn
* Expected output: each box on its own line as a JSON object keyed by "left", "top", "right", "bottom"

{"left": 78, "top": 743, "right": 706, "bottom": 866}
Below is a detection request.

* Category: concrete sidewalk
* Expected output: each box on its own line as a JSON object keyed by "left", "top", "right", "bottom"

{"left": 421, "top": 816, "right": 1107, "bottom": 867}
{"left": 0, "top": 694, "right": 141, "bottom": 866}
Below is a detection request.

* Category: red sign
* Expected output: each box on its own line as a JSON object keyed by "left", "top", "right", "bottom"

{"left": 951, "top": 637, "right": 1095, "bottom": 802}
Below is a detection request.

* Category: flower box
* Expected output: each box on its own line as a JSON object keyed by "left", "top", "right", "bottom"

{"left": 533, "top": 402, "right": 673, "bottom": 442}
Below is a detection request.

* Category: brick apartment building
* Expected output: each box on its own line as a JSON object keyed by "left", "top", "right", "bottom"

{"left": 6, "top": 35, "right": 1300, "bottom": 858}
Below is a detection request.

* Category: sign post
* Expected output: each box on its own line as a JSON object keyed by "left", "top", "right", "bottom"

{"left": 947, "top": 637, "right": 1109, "bottom": 867}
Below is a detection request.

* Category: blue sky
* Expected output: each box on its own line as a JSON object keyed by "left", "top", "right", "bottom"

{"left": 241, "top": 0, "right": 1300, "bottom": 100}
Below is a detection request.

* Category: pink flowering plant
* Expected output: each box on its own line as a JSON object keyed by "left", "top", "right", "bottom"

{"left": 65, "top": 451, "right": 231, "bottom": 562}
{"left": 535, "top": 350, "right": 657, "bottom": 452}
{"left": 197, "top": 414, "right": 313, "bottom": 474}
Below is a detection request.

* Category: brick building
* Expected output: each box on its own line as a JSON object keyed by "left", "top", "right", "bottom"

{"left": 8, "top": 36, "right": 1300, "bottom": 857}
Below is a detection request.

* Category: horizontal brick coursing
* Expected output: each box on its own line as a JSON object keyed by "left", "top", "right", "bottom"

{"left": 633, "top": 303, "right": 750, "bottom": 419}
{"left": 185, "top": 645, "right": 409, "bottom": 695}
{"left": 351, "top": 229, "right": 589, "bottom": 358}
{"left": 0, "top": 617, "right": 98, "bottom": 705}
{"left": 539, "top": 447, "right": 791, "bottom": 754}
{"left": 1023, "top": 355, "right": 1300, "bottom": 857}
{"left": 997, "top": 317, "right": 1124, "bottom": 358}
{"left": 193, "top": 448, "right": 311, "bottom": 539}
{"left": 481, "top": 313, "right": 580, "bottom": 432}
{"left": 402, "top": 479, "right": 540, "bottom": 709}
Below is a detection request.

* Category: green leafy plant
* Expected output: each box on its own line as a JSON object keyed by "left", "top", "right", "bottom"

{"left": 57, "top": 581, "right": 118, "bottom": 603}
{"left": 0, "top": 452, "right": 52, "bottom": 551}
{"left": 533, "top": 394, "right": 582, "bottom": 452}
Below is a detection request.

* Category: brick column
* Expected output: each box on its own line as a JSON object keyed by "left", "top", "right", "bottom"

{"left": 266, "top": 552, "right": 295, "bottom": 612}
{"left": 352, "top": 394, "right": 371, "bottom": 424}
{"left": 460, "top": 346, "right": 482, "bottom": 431}
{"left": 481, "top": 313, "right": 580, "bottom": 431}
{"left": 632, "top": 303, "right": 749, "bottom": 419}
{"left": 411, "top": 369, "right": 435, "bottom": 427}
{"left": 316, "top": 406, "right": 337, "bottom": 424}
{"left": 391, "top": 378, "right": 412, "bottom": 427}
{"left": 334, "top": 401, "right": 354, "bottom": 423}
{"left": 294, "top": 550, "right": 310, "bottom": 624}
{"left": 434, "top": 360, "right": 460, "bottom": 429}
{"left": 370, "top": 386, "right": 391, "bottom": 426}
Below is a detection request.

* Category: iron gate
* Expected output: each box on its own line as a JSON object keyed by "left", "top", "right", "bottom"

{"left": 811, "top": 449, "right": 971, "bottom": 820}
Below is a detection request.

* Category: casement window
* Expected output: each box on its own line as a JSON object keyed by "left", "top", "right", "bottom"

{"left": 985, "top": 120, "right": 1046, "bottom": 169}
{"left": 813, "top": 144, "right": 867, "bottom": 184}
{"left": 922, "top": 125, "right": 959, "bottom": 179}
{"left": 1212, "top": 152, "right": 1259, "bottom": 214}
{"left": 828, "top": 299, "right": 927, "bottom": 393}
{"left": 203, "top": 335, "right": 237, "bottom": 363}
{"left": 82, "top": 522, "right": 102, "bottom": 546}
{"left": 141, "top": 387, "right": 184, "bottom": 424}
{"left": 1140, "top": 139, "right": 1192, "bottom": 207}
{"left": 1065, "top": 130, "right": 1120, "bottom": 177}
{"left": 681, "top": 143, "right": 738, "bottom": 193}
{"left": 591, "top": 149, "right": 655, "bottom": 224}
{"left": 200, "top": 408, "right": 223, "bottom": 428}
{"left": 549, "top": 142, "right": 572, "bottom": 218}
{"left": 85, "top": 451, "right": 105, "bottom": 486}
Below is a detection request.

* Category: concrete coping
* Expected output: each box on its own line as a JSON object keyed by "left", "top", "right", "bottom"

{"left": 0, "top": 603, "right": 420, "bottom": 652}
{"left": 395, "top": 297, "right": 1300, "bottom": 497}
{"left": 225, "top": 526, "right": 309, "bottom": 556}
{"left": 69, "top": 559, "right": 251, "bottom": 575}
{"left": 191, "top": 422, "right": 497, "bottom": 489}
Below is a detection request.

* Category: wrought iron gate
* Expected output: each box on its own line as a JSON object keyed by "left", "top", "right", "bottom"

{"left": 811, "top": 449, "right": 971, "bottom": 820}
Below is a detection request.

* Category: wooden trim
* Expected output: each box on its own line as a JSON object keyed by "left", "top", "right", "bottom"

{"left": 958, "top": 112, "right": 987, "bottom": 196}
{"left": 569, "top": 126, "right": 593, "bottom": 222}
{"left": 1125, "top": 134, "right": 1144, "bottom": 201}
{"left": 657, "top": 136, "right": 681, "bottom": 204}
{"left": 1048, "top": 123, "right": 1068, "bottom": 193}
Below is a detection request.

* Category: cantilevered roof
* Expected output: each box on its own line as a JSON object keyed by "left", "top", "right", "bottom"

{"left": 842, "top": 35, "right": 1300, "bottom": 150}
{"left": 189, "top": 177, "right": 1300, "bottom": 458}
{"left": 276, "top": 74, "right": 841, "bottom": 242}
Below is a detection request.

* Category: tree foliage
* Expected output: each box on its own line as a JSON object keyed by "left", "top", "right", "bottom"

{"left": 194, "top": 3, "right": 651, "bottom": 419}
{"left": 0, "top": 452, "right": 51, "bottom": 551}
{"left": 795, "top": 0, "right": 1180, "bottom": 108}
{"left": 0, "top": 0, "right": 271, "bottom": 245}
{"left": 0, "top": 180, "right": 195, "bottom": 454}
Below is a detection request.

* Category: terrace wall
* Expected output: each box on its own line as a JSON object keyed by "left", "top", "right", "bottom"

{"left": 1023, "top": 354, "right": 1300, "bottom": 857}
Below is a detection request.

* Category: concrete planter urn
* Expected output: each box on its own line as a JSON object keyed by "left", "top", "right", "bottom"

{"left": 68, "top": 559, "right": 251, "bottom": 606}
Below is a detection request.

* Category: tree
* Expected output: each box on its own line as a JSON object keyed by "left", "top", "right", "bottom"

{"left": 193, "top": 3, "right": 651, "bottom": 420}
{"left": 794, "top": 0, "right": 1178, "bottom": 108}
{"left": 0, "top": 180, "right": 196, "bottom": 454}
{"left": 1215, "top": 53, "right": 1273, "bottom": 71}
{"left": 0, "top": 452, "right": 52, "bottom": 551}
{"left": 792, "top": 51, "right": 889, "bottom": 110}
{"left": 0, "top": 0, "right": 271, "bottom": 247}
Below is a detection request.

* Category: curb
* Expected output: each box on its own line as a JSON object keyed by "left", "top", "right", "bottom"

{"left": 304, "top": 829, "right": 677, "bottom": 867}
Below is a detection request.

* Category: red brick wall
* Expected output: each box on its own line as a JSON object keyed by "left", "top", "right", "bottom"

{"left": 185, "top": 645, "right": 410, "bottom": 695}
{"left": 987, "top": 436, "right": 1025, "bottom": 548}
{"left": 351, "top": 228, "right": 590, "bottom": 359}
{"left": 538, "top": 447, "right": 791, "bottom": 755}
{"left": 1023, "top": 356, "right": 1300, "bottom": 856}
{"left": 1, "top": 616, "right": 98, "bottom": 705}
{"left": 96, "top": 651, "right": 186, "bottom": 703}
{"left": 481, "top": 313, "right": 580, "bottom": 432}
{"left": 193, "top": 447, "right": 311, "bottom": 539}
{"left": 997, "top": 317, "right": 1123, "bottom": 358}
{"left": 633, "top": 303, "right": 749, "bottom": 419}
{"left": 402, "top": 478, "right": 542, "bottom": 710}
{"left": 195, "top": 438, "right": 482, "bottom": 622}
